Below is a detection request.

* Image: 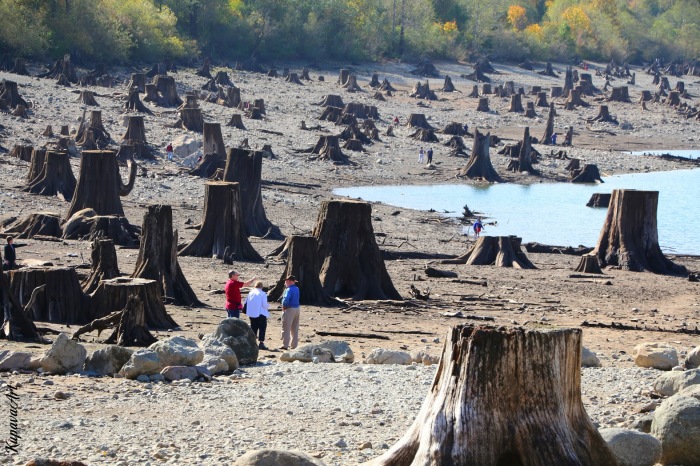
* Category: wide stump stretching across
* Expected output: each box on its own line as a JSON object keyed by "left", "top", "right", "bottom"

{"left": 443, "top": 236, "right": 536, "bottom": 269}
{"left": 364, "top": 325, "right": 619, "bottom": 466}
{"left": 10, "top": 267, "right": 89, "bottom": 324}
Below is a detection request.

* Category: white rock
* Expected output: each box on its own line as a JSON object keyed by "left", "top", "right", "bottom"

{"left": 653, "top": 369, "right": 700, "bottom": 396}
{"left": 599, "top": 428, "right": 661, "bottom": 466}
{"left": 161, "top": 366, "right": 199, "bottom": 382}
{"left": 651, "top": 391, "right": 700, "bottom": 465}
{"left": 365, "top": 348, "right": 412, "bottom": 365}
{"left": 632, "top": 342, "right": 678, "bottom": 370}
{"left": 201, "top": 338, "right": 239, "bottom": 370}
{"left": 280, "top": 345, "right": 335, "bottom": 363}
{"left": 119, "top": 349, "right": 161, "bottom": 379}
{"left": 685, "top": 345, "right": 700, "bottom": 369}
{"left": 0, "top": 351, "right": 32, "bottom": 371}
{"left": 582, "top": 347, "right": 602, "bottom": 367}
{"left": 411, "top": 349, "right": 439, "bottom": 366}
{"left": 149, "top": 336, "right": 203, "bottom": 367}
{"left": 84, "top": 346, "right": 134, "bottom": 376}
{"left": 39, "top": 333, "right": 87, "bottom": 374}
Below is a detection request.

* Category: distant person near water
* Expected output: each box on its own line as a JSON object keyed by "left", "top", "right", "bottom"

{"left": 473, "top": 218, "right": 484, "bottom": 238}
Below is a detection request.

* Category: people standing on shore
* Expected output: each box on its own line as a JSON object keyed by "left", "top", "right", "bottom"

{"left": 473, "top": 218, "right": 484, "bottom": 238}
{"left": 3, "top": 236, "right": 17, "bottom": 270}
{"left": 418, "top": 147, "right": 425, "bottom": 163}
{"left": 427, "top": 147, "right": 433, "bottom": 164}
{"left": 245, "top": 281, "right": 270, "bottom": 350}
{"left": 280, "top": 275, "right": 300, "bottom": 350}
{"left": 225, "top": 270, "right": 257, "bottom": 318}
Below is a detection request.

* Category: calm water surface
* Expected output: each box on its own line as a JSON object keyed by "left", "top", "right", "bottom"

{"left": 334, "top": 169, "right": 700, "bottom": 255}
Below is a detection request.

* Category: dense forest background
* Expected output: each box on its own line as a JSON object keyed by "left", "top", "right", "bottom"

{"left": 1, "top": 0, "right": 699, "bottom": 65}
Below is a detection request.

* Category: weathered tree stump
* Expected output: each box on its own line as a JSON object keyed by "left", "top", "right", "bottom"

{"left": 313, "top": 200, "right": 401, "bottom": 300}
{"left": 55, "top": 74, "right": 72, "bottom": 87}
{"left": 152, "top": 75, "right": 183, "bottom": 107}
{"left": 9, "top": 144, "right": 33, "bottom": 162}
{"left": 63, "top": 208, "right": 139, "bottom": 246}
{"left": 0, "top": 271, "right": 43, "bottom": 342}
{"left": 131, "top": 205, "right": 199, "bottom": 306}
{"left": 300, "top": 68, "right": 311, "bottom": 80}
{"left": 179, "top": 181, "right": 262, "bottom": 262}
{"left": 588, "top": 105, "right": 618, "bottom": 124}
{"left": 586, "top": 193, "right": 611, "bottom": 207}
{"left": 38, "top": 54, "right": 78, "bottom": 82}
{"left": 507, "top": 127, "right": 536, "bottom": 174}
{"left": 366, "top": 324, "right": 618, "bottom": 466}
{"left": 608, "top": 86, "right": 630, "bottom": 102}
{"left": 305, "top": 135, "right": 350, "bottom": 164}
{"left": 550, "top": 86, "right": 563, "bottom": 98}
{"left": 66, "top": 150, "right": 136, "bottom": 219}
{"left": 122, "top": 115, "right": 147, "bottom": 145}
{"left": 481, "top": 83, "right": 492, "bottom": 94}
{"left": 222, "top": 149, "right": 283, "bottom": 239}
{"left": 285, "top": 72, "right": 303, "bottom": 85}
{"left": 127, "top": 73, "right": 147, "bottom": 93}
{"left": 535, "top": 91, "right": 549, "bottom": 107}
{"left": 459, "top": 130, "right": 500, "bottom": 182}
{"left": 10, "top": 267, "right": 89, "bottom": 324}
{"left": 2, "top": 212, "right": 62, "bottom": 239}
{"left": 201, "top": 122, "right": 226, "bottom": 160}
{"left": 410, "top": 129, "right": 439, "bottom": 143}
{"left": 26, "top": 149, "right": 47, "bottom": 183}
{"left": 337, "top": 68, "right": 350, "bottom": 86}
{"left": 91, "top": 277, "right": 177, "bottom": 329}
{"left": 226, "top": 113, "right": 246, "bottom": 130}
{"left": 508, "top": 93, "right": 524, "bottom": 112}
{"left": 343, "top": 138, "right": 364, "bottom": 151}
{"left": 410, "top": 81, "right": 437, "bottom": 100}
{"left": 72, "top": 294, "right": 156, "bottom": 347}
{"left": 594, "top": 190, "right": 686, "bottom": 274}
{"left": 342, "top": 75, "right": 362, "bottom": 92}
{"left": 0, "top": 80, "right": 28, "bottom": 109}
{"left": 282, "top": 67, "right": 290, "bottom": 78}
{"left": 441, "top": 75, "right": 456, "bottom": 92}
{"left": 76, "top": 110, "right": 111, "bottom": 147}
{"left": 384, "top": 125, "right": 395, "bottom": 137}
{"left": 539, "top": 61, "right": 558, "bottom": 77}
{"left": 467, "top": 85, "right": 479, "bottom": 98}
{"left": 659, "top": 76, "right": 670, "bottom": 90}
{"left": 441, "top": 122, "right": 467, "bottom": 136}
{"left": 574, "top": 254, "right": 603, "bottom": 274}
{"left": 143, "top": 83, "right": 159, "bottom": 102}
{"left": 124, "top": 88, "right": 152, "bottom": 114}
{"left": 674, "top": 81, "right": 685, "bottom": 93}
{"left": 42, "top": 125, "right": 54, "bottom": 137}
{"left": 247, "top": 106, "right": 263, "bottom": 120}
{"left": 443, "top": 236, "right": 536, "bottom": 268}
{"left": 176, "top": 107, "right": 204, "bottom": 132}
{"left": 665, "top": 91, "right": 681, "bottom": 107}
{"left": 639, "top": 90, "right": 653, "bottom": 103}
{"left": 406, "top": 114, "right": 433, "bottom": 129}
{"left": 23, "top": 150, "right": 76, "bottom": 201}
{"left": 525, "top": 102, "right": 537, "bottom": 118}
{"left": 564, "top": 88, "right": 588, "bottom": 109}
{"left": 196, "top": 58, "right": 212, "bottom": 78}
{"left": 10, "top": 58, "right": 29, "bottom": 76}
{"left": 317, "top": 94, "right": 344, "bottom": 108}
{"left": 541, "top": 103, "right": 556, "bottom": 145}
{"left": 379, "top": 78, "right": 396, "bottom": 92}
{"left": 476, "top": 97, "right": 490, "bottom": 112}
{"left": 188, "top": 153, "right": 226, "bottom": 178}
{"left": 216, "top": 86, "right": 241, "bottom": 107}
{"left": 571, "top": 164, "right": 603, "bottom": 183}
{"left": 82, "top": 238, "right": 120, "bottom": 294}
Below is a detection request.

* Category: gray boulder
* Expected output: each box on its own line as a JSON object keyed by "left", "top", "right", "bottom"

{"left": 686, "top": 345, "right": 700, "bottom": 369}
{"left": 150, "top": 336, "right": 203, "bottom": 367}
{"left": 205, "top": 318, "right": 258, "bottom": 365}
{"left": 411, "top": 349, "right": 439, "bottom": 366}
{"left": 365, "top": 348, "right": 412, "bottom": 365}
{"left": 233, "top": 449, "right": 327, "bottom": 466}
{"left": 582, "top": 346, "right": 601, "bottom": 367}
{"left": 317, "top": 340, "right": 354, "bottom": 363}
{"left": 651, "top": 390, "right": 700, "bottom": 465}
{"left": 200, "top": 358, "right": 228, "bottom": 375}
{"left": 653, "top": 368, "right": 700, "bottom": 397}
{"left": 201, "top": 338, "right": 239, "bottom": 370}
{"left": 0, "top": 351, "right": 32, "bottom": 371}
{"left": 160, "top": 366, "right": 199, "bottom": 382}
{"left": 84, "top": 346, "right": 134, "bottom": 376}
{"left": 599, "top": 428, "right": 661, "bottom": 466}
{"left": 280, "top": 345, "right": 335, "bottom": 363}
{"left": 119, "top": 349, "right": 161, "bottom": 379}
{"left": 632, "top": 342, "right": 678, "bottom": 370}
{"left": 39, "top": 333, "right": 87, "bottom": 374}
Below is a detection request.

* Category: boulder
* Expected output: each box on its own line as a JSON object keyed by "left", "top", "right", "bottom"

{"left": 200, "top": 358, "right": 228, "bottom": 375}
{"left": 119, "top": 349, "right": 161, "bottom": 379}
{"left": 160, "top": 365, "right": 199, "bottom": 382}
{"left": 317, "top": 340, "right": 354, "bottom": 363}
{"left": 632, "top": 342, "right": 678, "bottom": 370}
{"left": 150, "top": 336, "right": 203, "bottom": 367}
{"left": 280, "top": 345, "right": 335, "bottom": 363}
{"left": 365, "top": 348, "right": 412, "bottom": 365}
{"left": 39, "top": 333, "right": 87, "bottom": 374}
{"left": 171, "top": 134, "right": 201, "bottom": 159}
{"left": 233, "top": 449, "right": 327, "bottom": 466}
{"left": 205, "top": 318, "right": 258, "bottom": 365}
{"left": 582, "top": 346, "right": 601, "bottom": 367}
{"left": 0, "top": 351, "right": 32, "bottom": 371}
{"left": 686, "top": 345, "right": 700, "bottom": 369}
{"left": 653, "top": 368, "right": 700, "bottom": 397}
{"left": 201, "top": 338, "right": 239, "bottom": 370}
{"left": 651, "top": 391, "right": 700, "bottom": 465}
{"left": 411, "top": 349, "right": 439, "bottom": 366}
{"left": 84, "top": 346, "right": 134, "bottom": 376}
{"left": 599, "top": 428, "right": 662, "bottom": 466}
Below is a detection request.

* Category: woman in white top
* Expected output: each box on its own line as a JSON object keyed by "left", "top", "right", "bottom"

{"left": 245, "top": 281, "right": 270, "bottom": 350}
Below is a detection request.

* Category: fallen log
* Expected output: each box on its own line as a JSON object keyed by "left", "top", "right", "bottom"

{"left": 315, "top": 330, "right": 390, "bottom": 340}
{"left": 581, "top": 320, "right": 700, "bottom": 335}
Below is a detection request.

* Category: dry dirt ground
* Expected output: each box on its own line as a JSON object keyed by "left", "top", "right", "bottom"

{"left": 0, "top": 58, "right": 699, "bottom": 463}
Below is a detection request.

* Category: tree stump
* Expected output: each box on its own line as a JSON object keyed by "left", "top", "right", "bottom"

{"left": 247, "top": 106, "right": 263, "bottom": 120}
{"left": 574, "top": 254, "right": 603, "bottom": 274}
{"left": 10, "top": 267, "right": 89, "bottom": 324}
{"left": 459, "top": 130, "right": 500, "bottom": 182}
{"left": 409, "top": 129, "right": 438, "bottom": 143}
{"left": 659, "top": 76, "right": 670, "bottom": 90}
{"left": 481, "top": 83, "right": 492, "bottom": 94}
{"left": 217, "top": 86, "right": 241, "bottom": 107}
{"left": 639, "top": 90, "right": 653, "bottom": 102}
{"left": 342, "top": 75, "right": 362, "bottom": 92}
{"left": 442, "top": 75, "right": 456, "bottom": 92}
{"left": 369, "top": 73, "right": 380, "bottom": 88}
{"left": 541, "top": 103, "right": 555, "bottom": 145}
{"left": 188, "top": 153, "right": 226, "bottom": 178}
{"left": 467, "top": 85, "right": 479, "bottom": 98}
{"left": 674, "top": 81, "right": 685, "bottom": 93}
{"left": 507, "top": 127, "right": 536, "bottom": 174}
{"left": 176, "top": 107, "right": 204, "bottom": 132}
{"left": 2, "top": 212, "right": 62, "bottom": 239}
{"left": 153, "top": 75, "right": 183, "bottom": 107}
{"left": 0, "top": 80, "right": 28, "bottom": 109}
{"left": 476, "top": 97, "right": 490, "bottom": 112}
{"left": 312, "top": 200, "right": 401, "bottom": 300}
{"left": 201, "top": 122, "right": 226, "bottom": 159}
{"left": 63, "top": 208, "right": 138, "bottom": 246}
{"left": 366, "top": 325, "right": 618, "bottom": 466}
{"left": 26, "top": 149, "right": 47, "bottom": 183}
{"left": 343, "top": 138, "right": 364, "bottom": 151}
{"left": 508, "top": 94, "right": 524, "bottom": 112}
{"left": 127, "top": 73, "right": 147, "bottom": 93}
{"left": 90, "top": 277, "right": 177, "bottom": 329}
{"left": 539, "top": 61, "right": 558, "bottom": 76}
{"left": 443, "top": 236, "right": 536, "bottom": 268}
{"left": 266, "top": 68, "right": 278, "bottom": 78}
{"left": 82, "top": 238, "right": 120, "bottom": 294}
{"left": 564, "top": 88, "right": 588, "bottom": 109}
{"left": 66, "top": 150, "right": 137, "bottom": 219}
{"left": 441, "top": 122, "right": 467, "bottom": 135}
{"left": 9, "top": 144, "right": 33, "bottom": 162}
{"left": 77, "top": 110, "right": 111, "bottom": 147}
{"left": 525, "top": 102, "right": 537, "bottom": 118}
{"left": 379, "top": 78, "right": 396, "bottom": 92}
{"left": 282, "top": 68, "right": 290, "bottom": 79}
{"left": 586, "top": 193, "right": 611, "bottom": 207}
{"left": 285, "top": 72, "right": 303, "bottom": 85}
{"left": 385, "top": 125, "right": 395, "bottom": 137}
{"left": 318, "top": 94, "right": 344, "bottom": 107}
{"left": 55, "top": 74, "right": 71, "bottom": 87}
{"left": 550, "top": 86, "right": 563, "bottom": 98}
{"left": 588, "top": 105, "right": 618, "bottom": 124}
{"left": 338, "top": 68, "right": 350, "bottom": 86}
{"left": 196, "top": 58, "right": 212, "bottom": 78}
{"left": 535, "top": 91, "right": 549, "bottom": 107}
{"left": 143, "top": 83, "right": 159, "bottom": 103}
{"left": 410, "top": 81, "right": 437, "bottom": 100}
{"left": 42, "top": 125, "right": 54, "bottom": 137}
{"left": 608, "top": 86, "right": 630, "bottom": 102}
{"left": 124, "top": 88, "right": 152, "bottom": 114}
{"left": 179, "top": 181, "right": 263, "bottom": 262}
{"left": 77, "top": 90, "right": 98, "bottom": 106}
{"left": 406, "top": 114, "right": 432, "bottom": 129}
{"left": 72, "top": 294, "right": 156, "bottom": 347}
{"left": 226, "top": 113, "right": 246, "bottom": 130}
{"left": 23, "top": 150, "right": 76, "bottom": 201}
{"left": 0, "top": 270, "right": 43, "bottom": 342}
{"left": 131, "top": 205, "right": 200, "bottom": 306}
{"left": 122, "top": 116, "right": 147, "bottom": 145}
{"left": 570, "top": 164, "right": 603, "bottom": 183}
{"left": 10, "top": 58, "right": 29, "bottom": 76}
{"left": 665, "top": 91, "right": 681, "bottom": 107}
{"left": 307, "top": 135, "right": 350, "bottom": 164}
{"left": 594, "top": 190, "right": 686, "bottom": 274}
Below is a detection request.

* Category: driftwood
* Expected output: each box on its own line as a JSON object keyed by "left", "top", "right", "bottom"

{"left": 581, "top": 320, "right": 700, "bottom": 335}
{"left": 316, "top": 331, "right": 389, "bottom": 340}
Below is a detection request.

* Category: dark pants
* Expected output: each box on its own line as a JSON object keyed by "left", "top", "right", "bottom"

{"left": 427, "top": 154, "right": 433, "bottom": 163}
{"left": 226, "top": 309, "right": 240, "bottom": 319}
{"left": 249, "top": 316, "right": 267, "bottom": 342}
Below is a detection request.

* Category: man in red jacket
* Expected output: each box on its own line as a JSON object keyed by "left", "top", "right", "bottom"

{"left": 225, "top": 270, "right": 257, "bottom": 318}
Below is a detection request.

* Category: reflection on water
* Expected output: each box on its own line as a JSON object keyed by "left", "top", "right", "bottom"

{"left": 334, "top": 169, "right": 700, "bottom": 255}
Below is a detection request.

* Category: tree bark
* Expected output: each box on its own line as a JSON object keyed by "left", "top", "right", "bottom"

{"left": 406, "top": 114, "right": 433, "bottom": 129}
{"left": 508, "top": 94, "right": 524, "bottom": 112}
{"left": 26, "top": 149, "right": 47, "bottom": 183}
{"left": 153, "top": 75, "right": 183, "bottom": 107}
{"left": 9, "top": 144, "right": 33, "bottom": 162}
{"left": 507, "top": 127, "right": 536, "bottom": 174}
{"left": 607, "top": 86, "right": 630, "bottom": 102}
{"left": 476, "top": 97, "right": 490, "bottom": 112}
{"left": 82, "top": 238, "right": 120, "bottom": 294}
{"left": 0, "top": 270, "right": 43, "bottom": 342}
{"left": 23, "top": 150, "right": 77, "bottom": 201}
{"left": 122, "top": 116, "right": 147, "bottom": 145}
{"left": 586, "top": 193, "right": 611, "bottom": 208}
{"left": 202, "top": 122, "right": 226, "bottom": 159}
{"left": 10, "top": 267, "right": 89, "bottom": 324}
{"left": 535, "top": 91, "right": 549, "bottom": 107}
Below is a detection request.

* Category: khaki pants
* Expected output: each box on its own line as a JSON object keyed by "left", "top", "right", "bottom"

{"left": 281, "top": 307, "right": 300, "bottom": 349}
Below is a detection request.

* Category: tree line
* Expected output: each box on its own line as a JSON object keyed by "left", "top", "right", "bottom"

{"left": 1, "top": 0, "right": 698, "bottom": 65}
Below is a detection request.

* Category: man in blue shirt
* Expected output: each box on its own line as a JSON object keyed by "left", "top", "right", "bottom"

{"left": 280, "top": 275, "right": 300, "bottom": 350}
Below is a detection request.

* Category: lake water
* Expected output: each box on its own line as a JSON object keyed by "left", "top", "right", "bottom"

{"left": 334, "top": 169, "right": 700, "bottom": 255}
{"left": 628, "top": 149, "right": 699, "bottom": 159}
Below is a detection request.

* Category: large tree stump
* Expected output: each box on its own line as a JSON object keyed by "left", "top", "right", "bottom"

{"left": 550, "top": 86, "right": 563, "bottom": 98}
{"left": 72, "top": 295, "right": 156, "bottom": 347}
{"left": 467, "top": 85, "right": 479, "bottom": 98}
{"left": 0, "top": 80, "right": 28, "bottom": 109}
{"left": 10, "top": 267, "right": 89, "bottom": 324}
{"left": 124, "top": 88, "right": 152, "bottom": 114}
{"left": 317, "top": 94, "right": 345, "bottom": 108}
{"left": 153, "top": 75, "right": 183, "bottom": 107}
{"left": 226, "top": 113, "right": 246, "bottom": 130}
{"left": 443, "top": 236, "right": 536, "bottom": 268}
{"left": 127, "top": 73, "right": 147, "bottom": 93}
{"left": 337, "top": 68, "right": 350, "bottom": 86}
{"left": 665, "top": 91, "right": 681, "bottom": 107}
{"left": 82, "top": 238, "right": 120, "bottom": 294}
{"left": 216, "top": 86, "right": 241, "bottom": 107}
{"left": 196, "top": 58, "right": 212, "bottom": 78}
{"left": 0, "top": 270, "right": 43, "bottom": 342}
{"left": 10, "top": 58, "right": 29, "bottom": 76}
{"left": 179, "top": 181, "right": 262, "bottom": 262}
{"left": 23, "top": 150, "right": 77, "bottom": 201}
{"left": 588, "top": 105, "right": 618, "bottom": 124}
{"left": 508, "top": 93, "right": 524, "bottom": 112}
{"left": 308, "top": 135, "right": 350, "bottom": 164}
{"left": 222, "top": 148, "right": 283, "bottom": 239}
{"left": 76, "top": 110, "right": 111, "bottom": 148}
{"left": 507, "top": 127, "right": 536, "bottom": 174}
{"left": 26, "top": 149, "right": 47, "bottom": 183}
{"left": 62, "top": 208, "right": 138, "bottom": 246}
{"left": 459, "top": 130, "right": 500, "bottom": 182}
{"left": 66, "top": 150, "right": 137, "bottom": 218}
{"left": 608, "top": 86, "right": 630, "bottom": 102}
{"left": 131, "top": 205, "right": 200, "bottom": 307}
{"left": 570, "top": 164, "right": 603, "bottom": 183}
{"left": 343, "top": 75, "right": 362, "bottom": 92}
{"left": 535, "top": 91, "right": 549, "bottom": 107}
{"left": 541, "top": 103, "right": 555, "bottom": 145}
{"left": 188, "top": 153, "right": 226, "bottom": 178}
{"left": 9, "top": 144, "right": 33, "bottom": 162}
{"left": 564, "top": 88, "right": 588, "bottom": 109}
{"left": 476, "top": 97, "right": 490, "bottom": 112}
{"left": 380, "top": 78, "right": 396, "bottom": 92}
{"left": 639, "top": 90, "right": 653, "bottom": 102}
{"left": 122, "top": 116, "right": 147, "bottom": 145}
{"left": 442, "top": 75, "right": 456, "bottom": 92}
{"left": 176, "top": 107, "right": 204, "bottom": 132}
{"left": 2, "top": 212, "right": 62, "bottom": 239}
{"left": 410, "top": 81, "right": 437, "bottom": 100}
{"left": 285, "top": 72, "right": 303, "bottom": 85}
{"left": 524, "top": 101, "right": 537, "bottom": 118}
{"left": 406, "top": 114, "right": 433, "bottom": 129}
{"left": 90, "top": 277, "right": 177, "bottom": 329}
{"left": 268, "top": 236, "right": 342, "bottom": 306}
{"left": 312, "top": 200, "right": 401, "bottom": 300}
{"left": 410, "top": 129, "right": 439, "bottom": 142}
{"left": 366, "top": 325, "right": 619, "bottom": 466}
{"left": 574, "top": 255, "right": 603, "bottom": 274}
{"left": 594, "top": 190, "right": 686, "bottom": 274}
{"left": 202, "top": 122, "right": 226, "bottom": 159}
{"left": 586, "top": 193, "right": 611, "bottom": 207}
{"left": 441, "top": 122, "right": 467, "bottom": 136}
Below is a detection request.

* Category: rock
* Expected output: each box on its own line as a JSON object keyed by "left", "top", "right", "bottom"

{"left": 651, "top": 391, "right": 700, "bottom": 465}
{"left": 233, "top": 449, "right": 327, "bottom": 466}
{"left": 136, "top": 375, "right": 150, "bottom": 383}
{"left": 53, "top": 391, "right": 69, "bottom": 400}
{"left": 0, "top": 350, "right": 32, "bottom": 371}
{"left": 39, "top": 333, "right": 87, "bottom": 374}
{"left": 359, "top": 441, "right": 372, "bottom": 450}
{"left": 200, "top": 357, "right": 229, "bottom": 375}
{"left": 365, "top": 348, "right": 412, "bottom": 365}
{"left": 150, "top": 336, "right": 203, "bottom": 367}
{"left": 582, "top": 347, "right": 601, "bottom": 367}
{"left": 633, "top": 414, "right": 654, "bottom": 433}
{"left": 26, "top": 459, "right": 88, "bottom": 466}
{"left": 84, "top": 346, "right": 134, "bottom": 376}
{"left": 280, "top": 344, "right": 335, "bottom": 363}
{"left": 204, "top": 318, "right": 259, "bottom": 365}
{"left": 317, "top": 340, "right": 354, "bottom": 363}
{"left": 599, "top": 428, "right": 661, "bottom": 466}
{"left": 653, "top": 368, "right": 700, "bottom": 397}
{"left": 201, "top": 338, "right": 239, "bottom": 370}
{"left": 632, "top": 342, "right": 678, "bottom": 370}
{"left": 160, "top": 366, "right": 199, "bottom": 382}
{"left": 119, "top": 349, "right": 161, "bottom": 379}
{"left": 686, "top": 345, "right": 700, "bottom": 369}
{"left": 149, "top": 374, "right": 165, "bottom": 382}
{"left": 171, "top": 134, "right": 201, "bottom": 159}
{"left": 411, "top": 349, "right": 439, "bottom": 366}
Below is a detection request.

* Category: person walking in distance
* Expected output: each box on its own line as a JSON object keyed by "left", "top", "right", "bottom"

{"left": 3, "top": 236, "right": 17, "bottom": 270}
{"left": 245, "top": 281, "right": 270, "bottom": 350}
{"left": 225, "top": 270, "right": 257, "bottom": 318}
{"left": 473, "top": 218, "right": 484, "bottom": 238}
{"left": 418, "top": 147, "right": 425, "bottom": 163}
{"left": 166, "top": 143, "right": 174, "bottom": 161}
{"left": 427, "top": 147, "right": 433, "bottom": 164}
{"left": 280, "top": 275, "right": 300, "bottom": 350}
